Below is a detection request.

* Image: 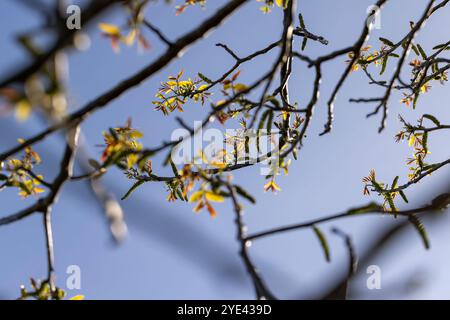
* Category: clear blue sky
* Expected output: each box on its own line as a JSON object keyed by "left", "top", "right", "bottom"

{"left": 0, "top": 0, "right": 449, "bottom": 299}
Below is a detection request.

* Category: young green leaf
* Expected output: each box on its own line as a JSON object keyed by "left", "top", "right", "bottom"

{"left": 266, "top": 110, "right": 274, "bottom": 134}
{"left": 257, "top": 110, "right": 270, "bottom": 153}
{"left": 416, "top": 44, "right": 427, "bottom": 60}
{"left": 198, "top": 72, "right": 213, "bottom": 84}
{"left": 121, "top": 180, "right": 144, "bottom": 200}
{"left": 391, "top": 176, "right": 399, "bottom": 189}
{"left": 399, "top": 190, "right": 409, "bottom": 203}
{"left": 348, "top": 202, "right": 382, "bottom": 215}
{"left": 88, "top": 159, "right": 102, "bottom": 170}
{"left": 380, "top": 55, "right": 389, "bottom": 75}
{"left": 169, "top": 158, "right": 179, "bottom": 177}
{"left": 298, "top": 13, "right": 306, "bottom": 29}
{"left": 408, "top": 214, "right": 430, "bottom": 249}
{"left": 432, "top": 62, "right": 439, "bottom": 74}
{"left": 422, "top": 114, "right": 441, "bottom": 127}
{"left": 235, "top": 185, "right": 256, "bottom": 204}
{"left": 301, "top": 37, "right": 308, "bottom": 51}
{"left": 379, "top": 37, "right": 394, "bottom": 47}
{"left": 422, "top": 131, "right": 428, "bottom": 154}
{"left": 432, "top": 43, "right": 450, "bottom": 51}
{"left": 385, "top": 193, "right": 397, "bottom": 213}
{"left": 411, "top": 44, "right": 420, "bottom": 57}
{"left": 413, "top": 92, "right": 420, "bottom": 109}
{"left": 313, "top": 225, "right": 331, "bottom": 262}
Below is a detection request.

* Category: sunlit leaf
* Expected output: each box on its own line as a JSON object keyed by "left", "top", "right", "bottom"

{"left": 204, "top": 191, "right": 225, "bottom": 203}
{"left": 189, "top": 191, "right": 204, "bottom": 202}
{"left": 313, "top": 225, "right": 331, "bottom": 262}
{"left": 98, "top": 23, "right": 121, "bottom": 36}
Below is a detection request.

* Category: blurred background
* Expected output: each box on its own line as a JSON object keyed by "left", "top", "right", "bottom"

{"left": 0, "top": 0, "right": 449, "bottom": 299}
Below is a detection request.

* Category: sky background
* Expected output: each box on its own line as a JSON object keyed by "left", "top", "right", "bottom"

{"left": 0, "top": 0, "right": 449, "bottom": 299}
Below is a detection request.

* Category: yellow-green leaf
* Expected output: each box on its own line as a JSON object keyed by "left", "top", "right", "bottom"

{"left": 189, "top": 191, "right": 204, "bottom": 202}
{"left": 98, "top": 23, "right": 121, "bottom": 36}
{"left": 276, "top": 0, "right": 287, "bottom": 8}
{"left": 313, "top": 225, "right": 331, "bottom": 262}
{"left": 15, "top": 100, "right": 32, "bottom": 122}
{"left": 204, "top": 191, "right": 225, "bottom": 203}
